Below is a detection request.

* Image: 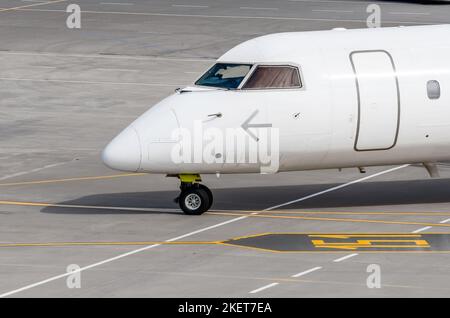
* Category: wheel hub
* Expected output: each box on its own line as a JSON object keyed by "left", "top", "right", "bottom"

{"left": 184, "top": 193, "right": 201, "bottom": 210}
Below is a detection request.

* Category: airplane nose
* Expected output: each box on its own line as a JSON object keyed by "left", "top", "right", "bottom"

{"left": 102, "top": 126, "right": 142, "bottom": 172}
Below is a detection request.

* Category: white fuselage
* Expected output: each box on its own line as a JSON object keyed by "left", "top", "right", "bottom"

{"left": 102, "top": 25, "right": 450, "bottom": 175}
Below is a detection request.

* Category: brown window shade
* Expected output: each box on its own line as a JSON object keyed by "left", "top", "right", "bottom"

{"left": 243, "top": 66, "right": 301, "bottom": 89}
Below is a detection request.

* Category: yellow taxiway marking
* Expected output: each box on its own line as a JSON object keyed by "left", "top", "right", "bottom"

{"left": 4, "top": 233, "right": 450, "bottom": 253}
{"left": 311, "top": 239, "right": 429, "bottom": 250}
{"left": 308, "top": 234, "right": 423, "bottom": 238}
{"left": 0, "top": 173, "right": 146, "bottom": 187}
{"left": 0, "top": 0, "right": 66, "bottom": 13}
{"left": 213, "top": 210, "right": 450, "bottom": 216}
{"left": 2, "top": 199, "right": 450, "bottom": 228}
{"left": 218, "top": 242, "right": 450, "bottom": 254}
{"left": 207, "top": 211, "right": 450, "bottom": 228}
{"left": 0, "top": 200, "right": 180, "bottom": 213}
{"left": 219, "top": 232, "right": 450, "bottom": 253}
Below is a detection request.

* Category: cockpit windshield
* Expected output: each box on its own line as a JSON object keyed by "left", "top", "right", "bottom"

{"left": 195, "top": 63, "right": 253, "bottom": 89}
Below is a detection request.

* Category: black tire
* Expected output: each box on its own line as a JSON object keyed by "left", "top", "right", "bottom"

{"left": 179, "top": 187, "right": 210, "bottom": 215}
{"left": 198, "top": 184, "right": 213, "bottom": 210}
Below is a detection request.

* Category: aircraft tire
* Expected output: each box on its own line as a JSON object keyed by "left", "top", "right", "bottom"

{"left": 198, "top": 184, "right": 213, "bottom": 210}
{"left": 179, "top": 187, "right": 210, "bottom": 215}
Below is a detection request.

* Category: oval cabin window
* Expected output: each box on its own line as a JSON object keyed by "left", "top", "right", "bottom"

{"left": 427, "top": 80, "right": 441, "bottom": 100}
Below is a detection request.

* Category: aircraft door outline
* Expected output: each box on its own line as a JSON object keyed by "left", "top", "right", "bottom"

{"left": 350, "top": 50, "right": 401, "bottom": 152}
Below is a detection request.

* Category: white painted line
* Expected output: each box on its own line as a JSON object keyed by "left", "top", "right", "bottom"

{"left": 312, "top": 9, "right": 353, "bottom": 13}
{"left": 0, "top": 165, "right": 407, "bottom": 297}
{"left": 291, "top": 266, "right": 322, "bottom": 278}
{"left": 265, "top": 164, "right": 410, "bottom": 211}
{"left": 172, "top": 4, "right": 209, "bottom": 8}
{"left": 100, "top": 2, "right": 134, "bottom": 5}
{"left": 164, "top": 216, "right": 248, "bottom": 242}
{"left": 389, "top": 12, "right": 430, "bottom": 16}
{"left": 333, "top": 253, "right": 358, "bottom": 263}
{"left": 0, "top": 77, "right": 180, "bottom": 87}
{"left": 0, "top": 162, "right": 67, "bottom": 182}
{"left": 249, "top": 282, "right": 279, "bottom": 294}
{"left": 0, "top": 215, "right": 247, "bottom": 298}
{"left": 240, "top": 6, "right": 279, "bottom": 11}
{"left": 440, "top": 218, "right": 450, "bottom": 224}
{"left": 412, "top": 226, "right": 432, "bottom": 233}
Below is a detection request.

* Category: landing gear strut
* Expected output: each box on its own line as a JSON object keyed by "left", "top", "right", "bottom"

{"left": 175, "top": 174, "right": 213, "bottom": 215}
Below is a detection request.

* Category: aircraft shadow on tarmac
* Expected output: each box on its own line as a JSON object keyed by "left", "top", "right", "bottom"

{"left": 40, "top": 178, "right": 450, "bottom": 215}
{"left": 378, "top": 0, "right": 450, "bottom": 4}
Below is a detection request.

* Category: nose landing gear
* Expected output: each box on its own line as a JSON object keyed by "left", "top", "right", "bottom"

{"left": 175, "top": 174, "right": 213, "bottom": 215}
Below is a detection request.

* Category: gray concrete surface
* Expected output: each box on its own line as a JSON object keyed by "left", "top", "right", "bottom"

{"left": 1, "top": 0, "right": 450, "bottom": 297}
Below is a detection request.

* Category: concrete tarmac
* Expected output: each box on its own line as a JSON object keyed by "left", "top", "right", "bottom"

{"left": 1, "top": 0, "right": 450, "bottom": 297}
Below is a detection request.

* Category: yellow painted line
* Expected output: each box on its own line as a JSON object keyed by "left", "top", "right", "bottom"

{"left": 0, "top": 241, "right": 220, "bottom": 248}
{"left": 0, "top": 200, "right": 53, "bottom": 208}
{"left": 207, "top": 212, "right": 450, "bottom": 228}
{"left": 218, "top": 241, "right": 450, "bottom": 254}
{"left": 2, "top": 198, "right": 450, "bottom": 227}
{"left": 212, "top": 210, "right": 450, "bottom": 216}
{"left": 4, "top": 234, "right": 450, "bottom": 254}
{"left": 0, "top": 200, "right": 179, "bottom": 213}
{"left": 3, "top": 198, "right": 450, "bottom": 229}
{"left": 308, "top": 234, "right": 423, "bottom": 238}
{"left": 260, "top": 210, "right": 450, "bottom": 216}
{"left": 230, "top": 231, "right": 450, "bottom": 237}
{"left": 0, "top": 0, "right": 66, "bottom": 13}
{"left": 0, "top": 173, "right": 146, "bottom": 187}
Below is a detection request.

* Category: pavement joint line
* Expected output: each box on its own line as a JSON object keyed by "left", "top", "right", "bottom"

{"left": 100, "top": 2, "right": 134, "bottom": 5}
{"left": 172, "top": 4, "right": 209, "bottom": 8}
{"left": 239, "top": 7, "right": 279, "bottom": 10}
{"left": 312, "top": 9, "right": 354, "bottom": 13}
{"left": 0, "top": 165, "right": 409, "bottom": 297}
{"left": 3, "top": 8, "right": 439, "bottom": 25}
{"left": 0, "top": 51, "right": 215, "bottom": 62}
{"left": 0, "top": 162, "right": 68, "bottom": 182}
{"left": 0, "top": 0, "right": 65, "bottom": 12}
{"left": 389, "top": 12, "right": 431, "bottom": 16}
{"left": 0, "top": 200, "right": 180, "bottom": 213}
{"left": 0, "top": 77, "right": 183, "bottom": 87}
{"left": 0, "top": 172, "right": 147, "bottom": 187}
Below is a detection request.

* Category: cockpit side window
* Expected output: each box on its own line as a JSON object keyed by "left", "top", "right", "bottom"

{"left": 242, "top": 65, "right": 302, "bottom": 90}
{"left": 195, "top": 63, "right": 253, "bottom": 89}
